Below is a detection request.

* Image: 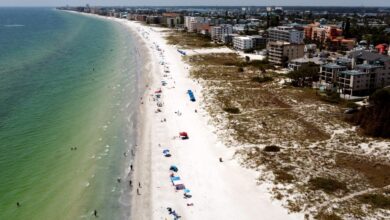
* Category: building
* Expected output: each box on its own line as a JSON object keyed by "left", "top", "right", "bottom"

{"left": 232, "top": 24, "right": 247, "bottom": 33}
{"left": 233, "top": 36, "right": 253, "bottom": 51}
{"left": 375, "top": 44, "right": 389, "bottom": 55}
{"left": 320, "top": 51, "right": 390, "bottom": 95}
{"left": 184, "top": 16, "right": 208, "bottom": 32}
{"left": 267, "top": 41, "right": 305, "bottom": 65}
{"left": 330, "top": 37, "right": 356, "bottom": 51}
{"left": 146, "top": 16, "right": 162, "bottom": 25}
{"left": 304, "top": 23, "right": 343, "bottom": 42}
{"left": 221, "top": 34, "right": 239, "bottom": 45}
{"left": 288, "top": 57, "right": 324, "bottom": 71}
{"left": 196, "top": 23, "right": 211, "bottom": 35}
{"left": 319, "top": 63, "right": 347, "bottom": 84}
{"left": 337, "top": 65, "right": 386, "bottom": 96}
{"left": 250, "top": 35, "right": 267, "bottom": 50}
{"left": 233, "top": 35, "right": 267, "bottom": 51}
{"left": 267, "top": 26, "right": 304, "bottom": 44}
{"left": 210, "top": 24, "right": 233, "bottom": 41}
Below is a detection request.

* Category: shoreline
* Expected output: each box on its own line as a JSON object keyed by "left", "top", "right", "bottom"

{"left": 68, "top": 11, "right": 303, "bottom": 220}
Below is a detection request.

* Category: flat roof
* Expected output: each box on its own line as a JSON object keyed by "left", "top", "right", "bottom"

{"left": 339, "top": 70, "right": 365, "bottom": 76}
{"left": 322, "top": 63, "right": 345, "bottom": 69}
{"left": 356, "top": 63, "right": 382, "bottom": 69}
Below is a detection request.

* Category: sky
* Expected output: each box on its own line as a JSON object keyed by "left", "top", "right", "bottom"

{"left": 0, "top": 0, "right": 390, "bottom": 7}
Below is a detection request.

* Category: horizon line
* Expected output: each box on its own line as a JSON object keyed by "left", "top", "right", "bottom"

{"left": 1, "top": 5, "right": 390, "bottom": 8}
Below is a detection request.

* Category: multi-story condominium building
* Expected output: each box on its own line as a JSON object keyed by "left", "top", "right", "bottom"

{"left": 233, "top": 36, "right": 267, "bottom": 51}
{"left": 211, "top": 24, "right": 233, "bottom": 41}
{"left": 184, "top": 16, "right": 208, "bottom": 32}
{"left": 221, "top": 33, "right": 239, "bottom": 45}
{"left": 267, "top": 41, "right": 305, "bottom": 65}
{"left": 337, "top": 65, "right": 386, "bottom": 96}
{"left": 250, "top": 35, "right": 267, "bottom": 49}
{"left": 319, "top": 63, "right": 348, "bottom": 84}
{"left": 162, "top": 13, "right": 181, "bottom": 28}
{"left": 233, "top": 36, "right": 253, "bottom": 51}
{"left": 304, "top": 23, "right": 343, "bottom": 42}
{"left": 320, "top": 51, "right": 390, "bottom": 95}
{"left": 267, "top": 26, "right": 304, "bottom": 44}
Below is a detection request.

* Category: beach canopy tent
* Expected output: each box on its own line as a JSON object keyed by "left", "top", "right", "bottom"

{"left": 179, "top": 132, "right": 189, "bottom": 139}
{"left": 187, "top": 90, "right": 196, "bottom": 102}
{"left": 170, "top": 176, "right": 180, "bottom": 182}
{"left": 170, "top": 165, "right": 178, "bottom": 172}
{"left": 172, "top": 179, "right": 183, "bottom": 186}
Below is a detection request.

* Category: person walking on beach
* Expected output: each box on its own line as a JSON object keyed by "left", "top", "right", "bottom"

{"left": 138, "top": 182, "right": 142, "bottom": 188}
{"left": 137, "top": 188, "right": 141, "bottom": 195}
{"left": 129, "top": 180, "right": 132, "bottom": 187}
{"left": 93, "top": 210, "right": 98, "bottom": 217}
{"left": 130, "top": 164, "right": 133, "bottom": 171}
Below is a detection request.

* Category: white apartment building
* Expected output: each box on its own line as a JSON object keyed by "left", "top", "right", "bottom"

{"left": 233, "top": 36, "right": 253, "bottom": 51}
{"left": 267, "top": 26, "right": 304, "bottom": 44}
{"left": 184, "top": 16, "right": 208, "bottom": 32}
{"left": 211, "top": 24, "right": 233, "bottom": 41}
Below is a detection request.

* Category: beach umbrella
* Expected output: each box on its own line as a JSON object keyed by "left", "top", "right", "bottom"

{"left": 163, "top": 149, "right": 170, "bottom": 154}
{"left": 184, "top": 189, "right": 190, "bottom": 193}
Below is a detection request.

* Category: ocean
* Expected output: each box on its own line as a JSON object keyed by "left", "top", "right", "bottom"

{"left": 0, "top": 8, "right": 139, "bottom": 219}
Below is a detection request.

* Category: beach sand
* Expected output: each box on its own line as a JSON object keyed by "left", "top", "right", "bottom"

{"left": 73, "top": 12, "right": 303, "bottom": 220}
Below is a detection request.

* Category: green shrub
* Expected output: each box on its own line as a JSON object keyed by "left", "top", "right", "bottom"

{"left": 358, "top": 194, "right": 390, "bottom": 209}
{"left": 315, "top": 212, "right": 343, "bottom": 220}
{"left": 274, "top": 170, "right": 294, "bottom": 183}
{"left": 251, "top": 76, "right": 273, "bottom": 83}
{"left": 223, "top": 107, "right": 240, "bottom": 114}
{"left": 263, "top": 145, "right": 281, "bottom": 152}
{"left": 309, "top": 177, "right": 347, "bottom": 193}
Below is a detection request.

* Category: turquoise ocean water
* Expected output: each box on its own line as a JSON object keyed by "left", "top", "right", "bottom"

{"left": 0, "top": 8, "right": 139, "bottom": 219}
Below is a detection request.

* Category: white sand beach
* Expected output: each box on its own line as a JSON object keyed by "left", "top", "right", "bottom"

{"left": 75, "top": 12, "right": 303, "bottom": 220}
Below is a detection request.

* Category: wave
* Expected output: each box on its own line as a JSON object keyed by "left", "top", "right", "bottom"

{"left": 3, "top": 24, "right": 25, "bottom": 27}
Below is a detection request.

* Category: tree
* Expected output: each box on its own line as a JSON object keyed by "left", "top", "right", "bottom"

{"left": 287, "top": 63, "right": 320, "bottom": 87}
{"left": 351, "top": 88, "right": 390, "bottom": 138}
{"left": 343, "top": 17, "right": 351, "bottom": 38}
{"left": 281, "top": 56, "right": 289, "bottom": 68}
